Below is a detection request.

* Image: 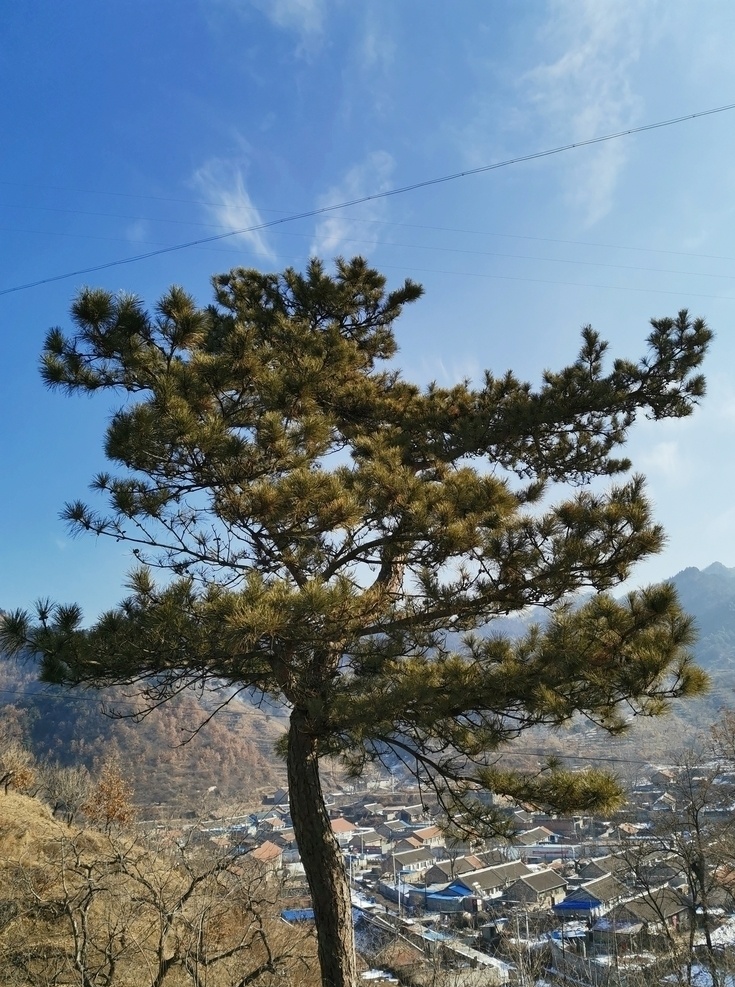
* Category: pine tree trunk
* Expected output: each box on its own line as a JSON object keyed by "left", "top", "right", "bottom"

{"left": 287, "top": 707, "right": 357, "bottom": 987}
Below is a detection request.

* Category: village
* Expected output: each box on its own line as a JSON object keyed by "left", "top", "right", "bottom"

{"left": 194, "top": 763, "right": 735, "bottom": 987}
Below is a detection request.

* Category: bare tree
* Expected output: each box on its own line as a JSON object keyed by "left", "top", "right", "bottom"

{"left": 41, "top": 763, "right": 94, "bottom": 825}
{"left": 0, "top": 821, "right": 318, "bottom": 987}
{"left": 613, "top": 725, "right": 735, "bottom": 987}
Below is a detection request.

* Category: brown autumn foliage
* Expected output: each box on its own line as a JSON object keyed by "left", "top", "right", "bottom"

{"left": 0, "top": 660, "right": 287, "bottom": 813}
{"left": 0, "top": 742, "right": 35, "bottom": 796}
{"left": 81, "top": 756, "right": 135, "bottom": 832}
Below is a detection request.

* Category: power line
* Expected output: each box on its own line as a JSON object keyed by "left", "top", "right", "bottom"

{"left": 6, "top": 221, "right": 735, "bottom": 287}
{"left": 9, "top": 198, "right": 735, "bottom": 266}
{"left": 382, "top": 221, "right": 735, "bottom": 265}
{"left": 371, "top": 264, "right": 735, "bottom": 302}
{"left": 2, "top": 100, "right": 735, "bottom": 297}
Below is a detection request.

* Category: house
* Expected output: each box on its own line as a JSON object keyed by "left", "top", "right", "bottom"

{"left": 376, "top": 820, "right": 410, "bottom": 842}
{"left": 331, "top": 817, "right": 359, "bottom": 846}
{"left": 513, "top": 826, "right": 557, "bottom": 847}
{"left": 415, "top": 881, "right": 476, "bottom": 914}
{"left": 617, "top": 887, "right": 690, "bottom": 933}
{"left": 649, "top": 768, "right": 677, "bottom": 788}
{"left": 250, "top": 840, "right": 283, "bottom": 872}
{"left": 531, "top": 815, "right": 587, "bottom": 840}
{"left": 577, "top": 855, "right": 631, "bottom": 883}
{"left": 388, "top": 847, "right": 436, "bottom": 875}
{"left": 413, "top": 865, "right": 529, "bottom": 915}
{"left": 271, "top": 827, "right": 297, "bottom": 849}
{"left": 361, "top": 802, "right": 386, "bottom": 817}
{"left": 652, "top": 792, "right": 677, "bottom": 812}
{"left": 553, "top": 875, "right": 628, "bottom": 919}
{"left": 347, "top": 829, "right": 389, "bottom": 856}
{"left": 475, "top": 848, "right": 511, "bottom": 867}
{"left": 515, "top": 840, "right": 578, "bottom": 864}
{"left": 454, "top": 861, "right": 532, "bottom": 901}
{"left": 400, "top": 804, "right": 431, "bottom": 826}
{"left": 263, "top": 787, "right": 290, "bottom": 808}
{"left": 423, "top": 854, "right": 487, "bottom": 885}
{"left": 412, "top": 825, "right": 445, "bottom": 848}
{"left": 504, "top": 870, "right": 568, "bottom": 908}
{"left": 250, "top": 809, "right": 286, "bottom": 829}
{"left": 590, "top": 888, "right": 691, "bottom": 954}
{"left": 393, "top": 837, "right": 423, "bottom": 852}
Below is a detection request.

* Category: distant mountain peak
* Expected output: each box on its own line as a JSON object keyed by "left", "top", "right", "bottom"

{"left": 672, "top": 562, "right": 735, "bottom": 583}
{"left": 702, "top": 561, "right": 735, "bottom": 578}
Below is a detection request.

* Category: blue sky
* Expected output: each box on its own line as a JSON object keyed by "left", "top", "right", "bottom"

{"left": 3, "top": 0, "right": 735, "bottom": 619}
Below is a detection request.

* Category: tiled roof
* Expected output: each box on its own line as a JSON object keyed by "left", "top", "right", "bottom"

{"left": 392, "top": 847, "right": 434, "bottom": 866}
{"left": 621, "top": 888, "right": 689, "bottom": 923}
{"left": 517, "top": 870, "right": 567, "bottom": 893}
{"left": 560, "top": 875, "right": 626, "bottom": 906}
{"left": 251, "top": 840, "right": 283, "bottom": 863}
{"left": 458, "top": 861, "right": 530, "bottom": 892}
{"left": 514, "top": 826, "right": 556, "bottom": 845}
{"left": 413, "top": 826, "right": 443, "bottom": 841}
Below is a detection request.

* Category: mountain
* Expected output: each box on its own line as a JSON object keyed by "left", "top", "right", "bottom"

{"left": 669, "top": 562, "right": 735, "bottom": 676}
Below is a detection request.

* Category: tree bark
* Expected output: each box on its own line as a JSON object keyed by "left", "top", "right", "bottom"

{"left": 287, "top": 707, "right": 357, "bottom": 987}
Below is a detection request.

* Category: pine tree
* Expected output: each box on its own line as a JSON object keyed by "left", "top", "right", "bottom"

{"left": 2, "top": 257, "right": 712, "bottom": 987}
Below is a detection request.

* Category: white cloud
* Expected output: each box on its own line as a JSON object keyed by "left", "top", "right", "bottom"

{"left": 204, "top": 0, "right": 331, "bottom": 57}
{"left": 523, "top": 0, "right": 648, "bottom": 225}
{"left": 192, "top": 158, "right": 275, "bottom": 262}
{"left": 310, "top": 151, "right": 395, "bottom": 257}
{"left": 250, "top": 0, "right": 327, "bottom": 53}
{"left": 125, "top": 219, "right": 149, "bottom": 243}
{"left": 705, "top": 373, "right": 735, "bottom": 425}
{"left": 357, "top": 9, "right": 396, "bottom": 75}
{"left": 636, "top": 440, "right": 682, "bottom": 482}
{"left": 423, "top": 356, "right": 481, "bottom": 389}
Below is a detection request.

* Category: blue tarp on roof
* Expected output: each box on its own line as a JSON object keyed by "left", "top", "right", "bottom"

{"left": 553, "top": 897, "right": 601, "bottom": 913}
{"left": 281, "top": 908, "right": 315, "bottom": 922}
{"left": 443, "top": 881, "right": 474, "bottom": 896}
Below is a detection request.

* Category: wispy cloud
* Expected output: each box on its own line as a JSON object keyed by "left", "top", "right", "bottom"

{"left": 418, "top": 356, "right": 482, "bottom": 389}
{"left": 637, "top": 440, "right": 683, "bottom": 483}
{"left": 524, "top": 0, "right": 647, "bottom": 225}
{"left": 310, "top": 151, "right": 394, "bottom": 257}
{"left": 192, "top": 158, "right": 275, "bottom": 262}
{"left": 250, "top": 0, "right": 327, "bottom": 54}
{"left": 124, "top": 219, "right": 149, "bottom": 244}
{"left": 357, "top": 8, "right": 396, "bottom": 76}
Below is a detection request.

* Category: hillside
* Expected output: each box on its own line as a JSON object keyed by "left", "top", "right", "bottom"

{"left": 0, "top": 790, "right": 318, "bottom": 987}
{"left": 0, "top": 659, "right": 287, "bottom": 813}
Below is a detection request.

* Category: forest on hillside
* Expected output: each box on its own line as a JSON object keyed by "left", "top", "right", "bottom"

{"left": 0, "top": 658, "right": 287, "bottom": 812}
